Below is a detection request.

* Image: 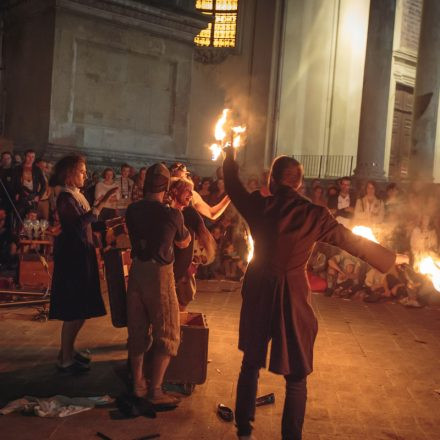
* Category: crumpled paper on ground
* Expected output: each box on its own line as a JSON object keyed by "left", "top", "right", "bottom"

{"left": 0, "top": 395, "right": 113, "bottom": 417}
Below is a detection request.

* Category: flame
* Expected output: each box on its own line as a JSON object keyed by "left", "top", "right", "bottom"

{"left": 414, "top": 255, "right": 440, "bottom": 292}
{"left": 209, "top": 143, "right": 223, "bottom": 161}
{"left": 352, "top": 225, "right": 379, "bottom": 243}
{"left": 215, "top": 109, "right": 229, "bottom": 142}
{"left": 232, "top": 125, "right": 246, "bottom": 148}
{"left": 247, "top": 232, "right": 254, "bottom": 263}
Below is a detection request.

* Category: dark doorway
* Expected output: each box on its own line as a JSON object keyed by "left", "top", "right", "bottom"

{"left": 389, "top": 83, "right": 414, "bottom": 180}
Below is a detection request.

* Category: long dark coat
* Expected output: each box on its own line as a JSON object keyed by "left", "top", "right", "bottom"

{"left": 49, "top": 192, "right": 106, "bottom": 321}
{"left": 223, "top": 159, "right": 395, "bottom": 377}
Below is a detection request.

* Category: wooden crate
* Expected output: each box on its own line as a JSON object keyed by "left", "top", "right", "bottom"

{"left": 164, "top": 312, "right": 209, "bottom": 385}
{"left": 18, "top": 255, "right": 53, "bottom": 290}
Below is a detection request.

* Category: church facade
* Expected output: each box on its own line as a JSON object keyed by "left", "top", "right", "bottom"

{"left": 1, "top": 0, "right": 438, "bottom": 181}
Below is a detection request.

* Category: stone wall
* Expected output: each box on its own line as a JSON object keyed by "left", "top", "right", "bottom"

{"left": 48, "top": 7, "right": 193, "bottom": 166}
{"left": 3, "top": 0, "right": 56, "bottom": 148}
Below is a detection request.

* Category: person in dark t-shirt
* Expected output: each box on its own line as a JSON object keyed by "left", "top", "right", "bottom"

{"left": 168, "top": 178, "right": 216, "bottom": 311}
{"left": 125, "top": 163, "right": 190, "bottom": 407}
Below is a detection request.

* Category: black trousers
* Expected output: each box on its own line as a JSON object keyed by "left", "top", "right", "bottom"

{"left": 235, "top": 358, "right": 307, "bottom": 439}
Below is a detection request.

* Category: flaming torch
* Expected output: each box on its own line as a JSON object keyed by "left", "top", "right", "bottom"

{"left": 209, "top": 109, "right": 246, "bottom": 161}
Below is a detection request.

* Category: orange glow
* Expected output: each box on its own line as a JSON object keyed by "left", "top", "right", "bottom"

{"left": 209, "top": 143, "right": 223, "bottom": 161}
{"left": 247, "top": 233, "right": 254, "bottom": 263}
{"left": 415, "top": 255, "right": 440, "bottom": 292}
{"left": 352, "top": 225, "right": 379, "bottom": 243}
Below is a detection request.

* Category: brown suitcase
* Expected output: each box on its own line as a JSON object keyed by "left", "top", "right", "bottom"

{"left": 18, "top": 254, "right": 54, "bottom": 289}
{"left": 103, "top": 248, "right": 131, "bottom": 328}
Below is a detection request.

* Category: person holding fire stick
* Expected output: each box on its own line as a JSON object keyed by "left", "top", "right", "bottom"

{"left": 222, "top": 146, "right": 403, "bottom": 440}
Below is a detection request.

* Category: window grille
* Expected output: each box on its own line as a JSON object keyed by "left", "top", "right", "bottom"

{"left": 194, "top": 0, "right": 239, "bottom": 48}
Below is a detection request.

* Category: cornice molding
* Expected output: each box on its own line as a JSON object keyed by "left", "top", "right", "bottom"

{"left": 55, "top": 0, "right": 209, "bottom": 44}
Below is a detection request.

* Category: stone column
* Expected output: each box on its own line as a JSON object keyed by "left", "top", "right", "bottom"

{"left": 354, "top": 0, "right": 396, "bottom": 180}
{"left": 408, "top": 0, "right": 440, "bottom": 181}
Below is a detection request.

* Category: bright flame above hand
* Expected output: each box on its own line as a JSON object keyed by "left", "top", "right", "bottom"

{"left": 209, "top": 143, "right": 223, "bottom": 161}
{"left": 232, "top": 125, "right": 246, "bottom": 148}
{"left": 215, "top": 109, "right": 229, "bottom": 141}
{"left": 415, "top": 256, "right": 440, "bottom": 292}
{"left": 352, "top": 226, "right": 379, "bottom": 243}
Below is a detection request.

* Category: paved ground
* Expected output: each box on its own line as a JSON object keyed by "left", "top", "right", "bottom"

{"left": 1, "top": 280, "right": 440, "bottom": 440}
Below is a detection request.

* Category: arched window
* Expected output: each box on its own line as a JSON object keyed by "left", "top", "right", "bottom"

{"left": 194, "top": 0, "right": 239, "bottom": 48}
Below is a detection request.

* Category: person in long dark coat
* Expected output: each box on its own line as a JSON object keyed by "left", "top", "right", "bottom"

{"left": 223, "top": 148, "right": 397, "bottom": 440}
{"left": 49, "top": 155, "right": 117, "bottom": 373}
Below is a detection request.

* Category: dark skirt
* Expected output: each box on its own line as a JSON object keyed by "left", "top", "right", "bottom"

{"left": 49, "top": 240, "right": 106, "bottom": 321}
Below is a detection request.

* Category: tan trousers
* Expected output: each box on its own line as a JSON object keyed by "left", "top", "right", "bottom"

{"left": 126, "top": 259, "right": 180, "bottom": 357}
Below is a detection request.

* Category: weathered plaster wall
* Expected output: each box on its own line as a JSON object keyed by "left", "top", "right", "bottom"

{"left": 3, "top": 1, "right": 55, "bottom": 148}
{"left": 48, "top": 8, "right": 193, "bottom": 165}
{"left": 276, "top": 0, "right": 369, "bottom": 160}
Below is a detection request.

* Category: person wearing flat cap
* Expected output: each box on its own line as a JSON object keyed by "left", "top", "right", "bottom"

{"left": 222, "top": 147, "right": 398, "bottom": 440}
{"left": 125, "top": 163, "right": 191, "bottom": 407}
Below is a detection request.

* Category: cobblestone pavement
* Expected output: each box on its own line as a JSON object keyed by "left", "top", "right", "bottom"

{"left": 0, "top": 280, "right": 439, "bottom": 439}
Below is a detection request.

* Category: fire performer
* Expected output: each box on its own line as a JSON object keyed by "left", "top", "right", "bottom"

{"left": 125, "top": 164, "right": 191, "bottom": 406}
{"left": 223, "top": 147, "right": 397, "bottom": 440}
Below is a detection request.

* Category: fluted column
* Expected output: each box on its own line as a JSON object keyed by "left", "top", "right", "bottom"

{"left": 408, "top": 0, "right": 440, "bottom": 181}
{"left": 354, "top": 0, "right": 396, "bottom": 180}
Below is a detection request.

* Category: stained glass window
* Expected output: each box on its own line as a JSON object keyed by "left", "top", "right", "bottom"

{"left": 194, "top": 0, "right": 239, "bottom": 48}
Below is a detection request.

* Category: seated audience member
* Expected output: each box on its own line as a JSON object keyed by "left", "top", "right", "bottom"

{"left": 168, "top": 177, "right": 215, "bottom": 311}
{"left": 84, "top": 171, "right": 100, "bottom": 207}
{"left": 125, "top": 163, "right": 190, "bottom": 406}
{"left": 0, "top": 208, "right": 18, "bottom": 269}
{"left": 222, "top": 240, "right": 243, "bottom": 280}
{"left": 209, "top": 178, "right": 226, "bottom": 206}
{"left": 95, "top": 168, "right": 118, "bottom": 221}
{"left": 0, "top": 151, "right": 14, "bottom": 208}
{"left": 132, "top": 167, "right": 147, "bottom": 202}
{"left": 246, "top": 175, "right": 259, "bottom": 193}
{"left": 327, "top": 177, "right": 356, "bottom": 227}
{"left": 354, "top": 180, "right": 385, "bottom": 226}
{"left": 307, "top": 246, "right": 328, "bottom": 292}
{"left": 116, "top": 163, "right": 134, "bottom": 216}
{"left": 202, "top": 225, "right": 225, "bottom": 279}
{"left": 311, "top": 185, "right": 326, "bottom": 207}
{"left": 363, "top": 266, "right": 387, "bottom": 302}
{"left": 171, "top": 162, "right": 230, "bottom": 220}
{"left": 410, "top": 214, "right": 438, "bottom": 262}
{"left": 198, "top": 177, "right": 212, "bottom": 202}
{"left": 11, "top": 149, "right": 47, "bottom": 223}
{"left": 259, "top": 170, "right": 270, "bottom": 197}
{"left": 13, "top": 153, "right": 22, "bottom": 167}
{"left": 35, "top": 158, "right": 51, "bottom": 220}
{"left": 384, "top": 183, "right": 402, "bottom": 221}
{"left": 326, "top": 251, "right": 361, "bottom": 297}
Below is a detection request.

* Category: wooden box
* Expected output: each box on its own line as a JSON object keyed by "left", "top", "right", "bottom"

{"left": 103, "top": 248, "right": 131, "bottom": 328}
{"left": 18, "top": 255, "right": 54, "bottom": 290}
{"left": 165, "top": 312, "right": 209, "bottom": 385}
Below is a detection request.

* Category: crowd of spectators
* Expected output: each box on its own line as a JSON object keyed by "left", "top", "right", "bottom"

{"left": 0, "top": 150, "right": 439, "bottom": 308}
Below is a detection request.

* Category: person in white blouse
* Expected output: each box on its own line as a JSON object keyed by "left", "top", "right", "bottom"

{"left": 354, "top": 180, "right": 385, "bottom": 226}
{"left": 94, "top": 168, "right": 119, "bottom": 220}
{"left": 170, "top": 162, "right": 230, "bottom": 220}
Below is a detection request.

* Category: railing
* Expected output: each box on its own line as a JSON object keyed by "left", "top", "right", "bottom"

{"left": 292, "top": 155, "right": 356, "bottom": 179}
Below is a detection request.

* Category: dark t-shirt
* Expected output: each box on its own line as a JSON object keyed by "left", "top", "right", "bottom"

{"left": 126, "top": 200, "right": 188, "bottom": 265}
{"left": 174, "top": 206, "right": 204, "bottom": 279}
